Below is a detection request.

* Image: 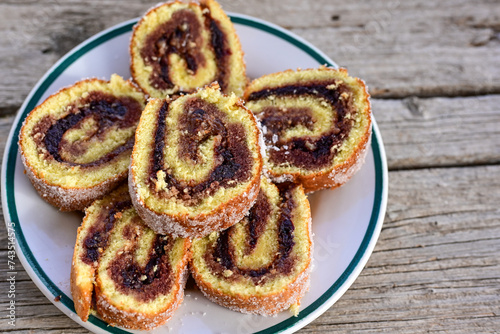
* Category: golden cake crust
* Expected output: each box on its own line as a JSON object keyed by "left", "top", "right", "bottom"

{"left": 244, "top": 67, "right": 372, "bottom": 193}
{"left": 129, "top": 171, "right": 260, "bottom": 238}
{"left": 24, "top": 154, "right": 126, "bottom": 211}
{"left": 71, "top": 228, "right": 96, "bottom": 322}
{"left": 19, "top": 76, "right": 146, "bottom": 211}
{"left": 297, "top": 134, "right": 370, "bottom": 193}
{"left": 193, "top": 262, "right": 310, "bottom": 316}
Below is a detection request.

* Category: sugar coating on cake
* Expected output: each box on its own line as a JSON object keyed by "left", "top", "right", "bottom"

{"left": 19, "top": 75, "right": 146, "bottom": 211}
{"left": 244, "top": 66, "right": 372, "bottom": 193}
{"left": 130, "top": 0, "right": 246, "bottom": 98}
{"left": 70, "top": 184, "right": 191, "bottom": 330}
{"left": 129, "top": 83, "right": 262, "bottom": 238}
{"left": 190, "top": 178, "right": 312, "bottom": 315}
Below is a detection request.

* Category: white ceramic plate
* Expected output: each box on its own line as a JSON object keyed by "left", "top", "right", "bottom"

{"left": 1, "top": 14, "right": 388, "bottom": 334}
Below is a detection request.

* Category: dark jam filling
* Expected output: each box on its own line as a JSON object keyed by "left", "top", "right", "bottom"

{"left": 81, "top": 200, "right": 132, "bottom": 265}
{"left": 260, "top": 107, "right": 315, "bottom": 134}
{"left": 109, "top": 234, "right": 174, "bottom": 302}
{"left": 142, "top": 9, "right": 205, "bottom": 91}
{"left": 141, "top": 7, "right": 230, "bottom": 92}
{"left": 152, "top": 100, "right": 170, "bottom": 174}
{"left": 149, "top": 98, "right": 252, "bottom": 206}
{"left": 203, "top": 8, "right": 231, "bottom": 91}
{"left": 245, "top": 190, "right": 271, "bottom": 255}
{"left": 248, "top": 82, "right": 355, "bottom": 169}
{"left": 40, "top": 91, "right": 142, "bottom": 167}
{"left": 206, "top": 184, "right": 297, "bottom": 285}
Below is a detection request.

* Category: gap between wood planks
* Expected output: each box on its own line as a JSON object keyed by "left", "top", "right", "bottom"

{"left": 388, "top": 161, "right": 500, "bottom": 172}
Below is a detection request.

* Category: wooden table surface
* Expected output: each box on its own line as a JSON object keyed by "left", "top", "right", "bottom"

{"left": 1, "top": 0, "right": 499, "bottom": 333}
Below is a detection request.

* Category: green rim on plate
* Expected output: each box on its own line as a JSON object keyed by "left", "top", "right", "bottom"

{"left": 3, "top": 15, "right": 386, "bottom": 334}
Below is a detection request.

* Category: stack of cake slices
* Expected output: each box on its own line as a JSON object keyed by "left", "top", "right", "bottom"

{"left": 18, "top": 0, "right": 371, "bottom": 330}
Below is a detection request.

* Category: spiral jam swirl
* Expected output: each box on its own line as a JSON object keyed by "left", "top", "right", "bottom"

{"left": 247, "top": 81, "right": 356, "bottom": 170}
{"left": 131, "top": 0, "right": 248, "bottom": 98}
{"left": 107, "top": 224, "right": 175, "bottom": 302}
{"left": 82, "top": 199, "right": 132, "bottom": 265}
{"left": 33, "top": 91, "right": 143, "bottom": 168}
{"left": 203, "top": 183, "right": 299, "bottom": 285}
{"left": 141, "top": 7, "right": 230, "bottom": 93}
{"left": 148, "top": 97, "right": 254, "bottom": 206}
{"left": 79, "top": 186, "right": 180, "bottom": 302}
{"left": 72, "top": 184, "right": 191, "bottom": 328}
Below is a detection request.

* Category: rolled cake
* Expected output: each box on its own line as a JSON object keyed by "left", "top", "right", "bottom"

{"left": 71, "top": 184, "right": 191, "bottom": 330}
{"left": 130, "top": 0, "right": 246, "bottom": 98}
{"left": 190, "top": 178, "right": 312, "bottom": 315}
{"left": 19, "top": 75, "right": 146, "bottom": 211}
{"left": 244, "top": 67, "right": 372, "bottom": 193}
{"left": 129, "top": 83, "right": 262, "bottom": 238}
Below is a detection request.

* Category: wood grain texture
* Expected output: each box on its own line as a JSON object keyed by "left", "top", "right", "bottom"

{"left": 372, "top": 95, "right": 500, "bottom": 169}
{"left": 1, "top": 0, "right": 499, "bottom": 333}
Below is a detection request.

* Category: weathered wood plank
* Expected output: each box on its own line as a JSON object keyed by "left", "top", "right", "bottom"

{"left": 0, "top": 116, "right": 15, "bottom": 250}
{"left": 0, "top": 115, "right": 14, "bottom": 162}
{"left": 1, "top": 0, "right": 499, "bottom": 114}
{"left": 372, "top": 95, "right": 500, "bottom": 169}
